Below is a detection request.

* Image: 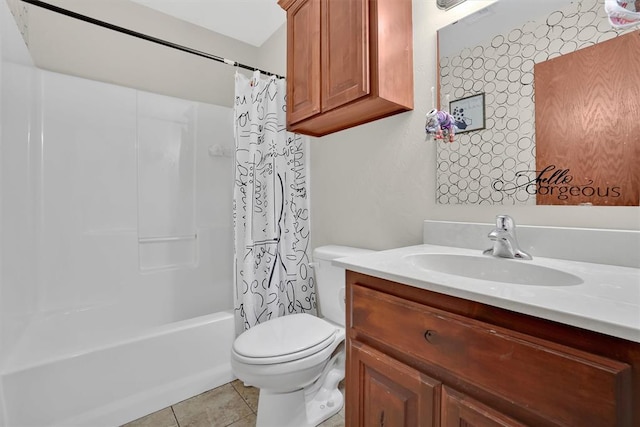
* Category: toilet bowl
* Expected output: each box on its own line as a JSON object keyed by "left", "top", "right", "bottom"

{"left": 230, "top": 245, "right": 373, "bottom": 427}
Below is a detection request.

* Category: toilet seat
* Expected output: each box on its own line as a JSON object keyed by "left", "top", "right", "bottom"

{"left": 232, "top": 313, "right": 339, "bottom": 365}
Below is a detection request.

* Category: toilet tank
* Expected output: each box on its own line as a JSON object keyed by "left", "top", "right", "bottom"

{"left": 313, "top": 245, "right": 374, "bottom": 326}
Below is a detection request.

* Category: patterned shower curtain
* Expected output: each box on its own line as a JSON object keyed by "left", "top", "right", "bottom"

{"left": 233, "top": 71, "right": 316, "bottom": 334}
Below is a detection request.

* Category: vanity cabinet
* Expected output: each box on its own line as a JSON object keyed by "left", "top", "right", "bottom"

{"left": 277, "top": 0, "right": 413, "bottom": 137}
{"left": 346, "top": 271, "right": 639, "bottom": 427}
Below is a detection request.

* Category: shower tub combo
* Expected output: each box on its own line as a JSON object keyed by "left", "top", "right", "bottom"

{"left": 0, "top": 1, "right": 239, "bottom": 424}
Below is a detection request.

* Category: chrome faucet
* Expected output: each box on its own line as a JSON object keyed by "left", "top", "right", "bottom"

{"left": 483, "top": 215, "right": 532, "bottom": 260}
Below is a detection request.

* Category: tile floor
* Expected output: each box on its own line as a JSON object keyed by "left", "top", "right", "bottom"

{"left": 122, "top": 380, "right": 345, "bottom": 427}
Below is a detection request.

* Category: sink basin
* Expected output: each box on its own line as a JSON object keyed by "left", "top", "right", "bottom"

{"left": 404, "top": 253, "right": 583, "bottom": 286}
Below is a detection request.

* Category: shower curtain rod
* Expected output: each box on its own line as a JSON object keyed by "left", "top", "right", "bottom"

{"left": 20, "top": 0, "right": 285, "bottom": 79}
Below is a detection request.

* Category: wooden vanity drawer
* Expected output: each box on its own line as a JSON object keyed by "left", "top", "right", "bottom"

{"left": 349, "top": 283, "right": 632, "bottom": 426}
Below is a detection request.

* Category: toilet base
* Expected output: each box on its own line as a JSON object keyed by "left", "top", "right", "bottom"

{"left": 255, "top": 364, "right": 344, "bottom": 427}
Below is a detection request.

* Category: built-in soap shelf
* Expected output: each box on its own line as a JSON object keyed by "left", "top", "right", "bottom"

{"left": 138, "top": 233, "right": 198, "bottom": 271}
{"left": 138, "top": 234, "right": 197, "bottom": 244}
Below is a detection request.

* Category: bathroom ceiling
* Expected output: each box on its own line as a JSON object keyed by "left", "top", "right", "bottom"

{"left": 129, "top": 0, "right": 286, "bottom": 47}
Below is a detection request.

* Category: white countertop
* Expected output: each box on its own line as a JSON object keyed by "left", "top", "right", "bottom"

{"left": 334, "top": 244, "right": 640, "bottom": 343}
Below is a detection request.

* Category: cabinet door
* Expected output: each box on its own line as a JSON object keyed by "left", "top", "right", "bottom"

{"left": 348, "top": 341, "right": 440, "bottom": 427}
{"left": 441, "top": 386, "right": 526, "bottom": 427}
{"left": 321, "top": 0, "right": 369, "bottom": 112}
{"left": 286, "top": 0, "right": 321, "bottom": 124}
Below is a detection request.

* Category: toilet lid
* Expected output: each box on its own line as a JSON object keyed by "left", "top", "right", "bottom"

{"left": 233, "top": 313, "right": 338, "bottom": 363}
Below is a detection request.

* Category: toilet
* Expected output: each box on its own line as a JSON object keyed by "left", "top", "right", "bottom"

{"left": 230, "top": 245, "right": 373, "bottom": 427}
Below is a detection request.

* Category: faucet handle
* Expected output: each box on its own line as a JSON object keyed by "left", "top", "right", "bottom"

{"left": 495, "top": 214, "right": 515, "bottom": 231}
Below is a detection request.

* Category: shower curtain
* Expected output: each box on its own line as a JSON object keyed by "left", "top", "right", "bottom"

{"left": 233, "top": 71, "right": 315, "bottom": 333}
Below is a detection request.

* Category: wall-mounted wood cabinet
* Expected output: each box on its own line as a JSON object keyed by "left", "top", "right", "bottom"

{"left": 277, "top": 0, "right": 413, "bottom": 137}
{"left": 347, "top": 271, "right": 639, "bottom": 426}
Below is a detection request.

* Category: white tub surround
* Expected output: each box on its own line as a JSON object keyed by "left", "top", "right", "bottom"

{"left": 0, "top": 2, "right": 236, "bottom": 425}
{"left": 334, "top": 221, "right": 640, "bottom": 343}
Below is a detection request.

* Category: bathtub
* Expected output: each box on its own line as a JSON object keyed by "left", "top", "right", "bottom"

{"left": 0, "top": 309, "right": 236, "bottom": 427}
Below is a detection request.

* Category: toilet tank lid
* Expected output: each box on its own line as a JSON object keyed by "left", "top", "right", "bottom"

{"left": 313, "top": 245, "right": 375, "bottom": 261}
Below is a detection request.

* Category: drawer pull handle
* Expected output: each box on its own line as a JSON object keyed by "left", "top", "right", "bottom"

{"left": 424, "top": 330, "right": 437, "bottom": 343}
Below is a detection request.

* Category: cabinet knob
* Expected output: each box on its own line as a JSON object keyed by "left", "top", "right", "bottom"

{"left": 424, "top": 330, "right": 437, "bottom": 343}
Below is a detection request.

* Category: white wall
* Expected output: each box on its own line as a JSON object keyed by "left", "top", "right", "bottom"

{"left": 14, "top": 0, "right": 637, "bottom": 256}
{"left": 9, "top": 0, "right": 638, "bottom": 257}
{"left": 309, "top": 0, "right": 640, "bottom": 251}
{"left": 257, "top": 23, "right": 287, "bottom": 77}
